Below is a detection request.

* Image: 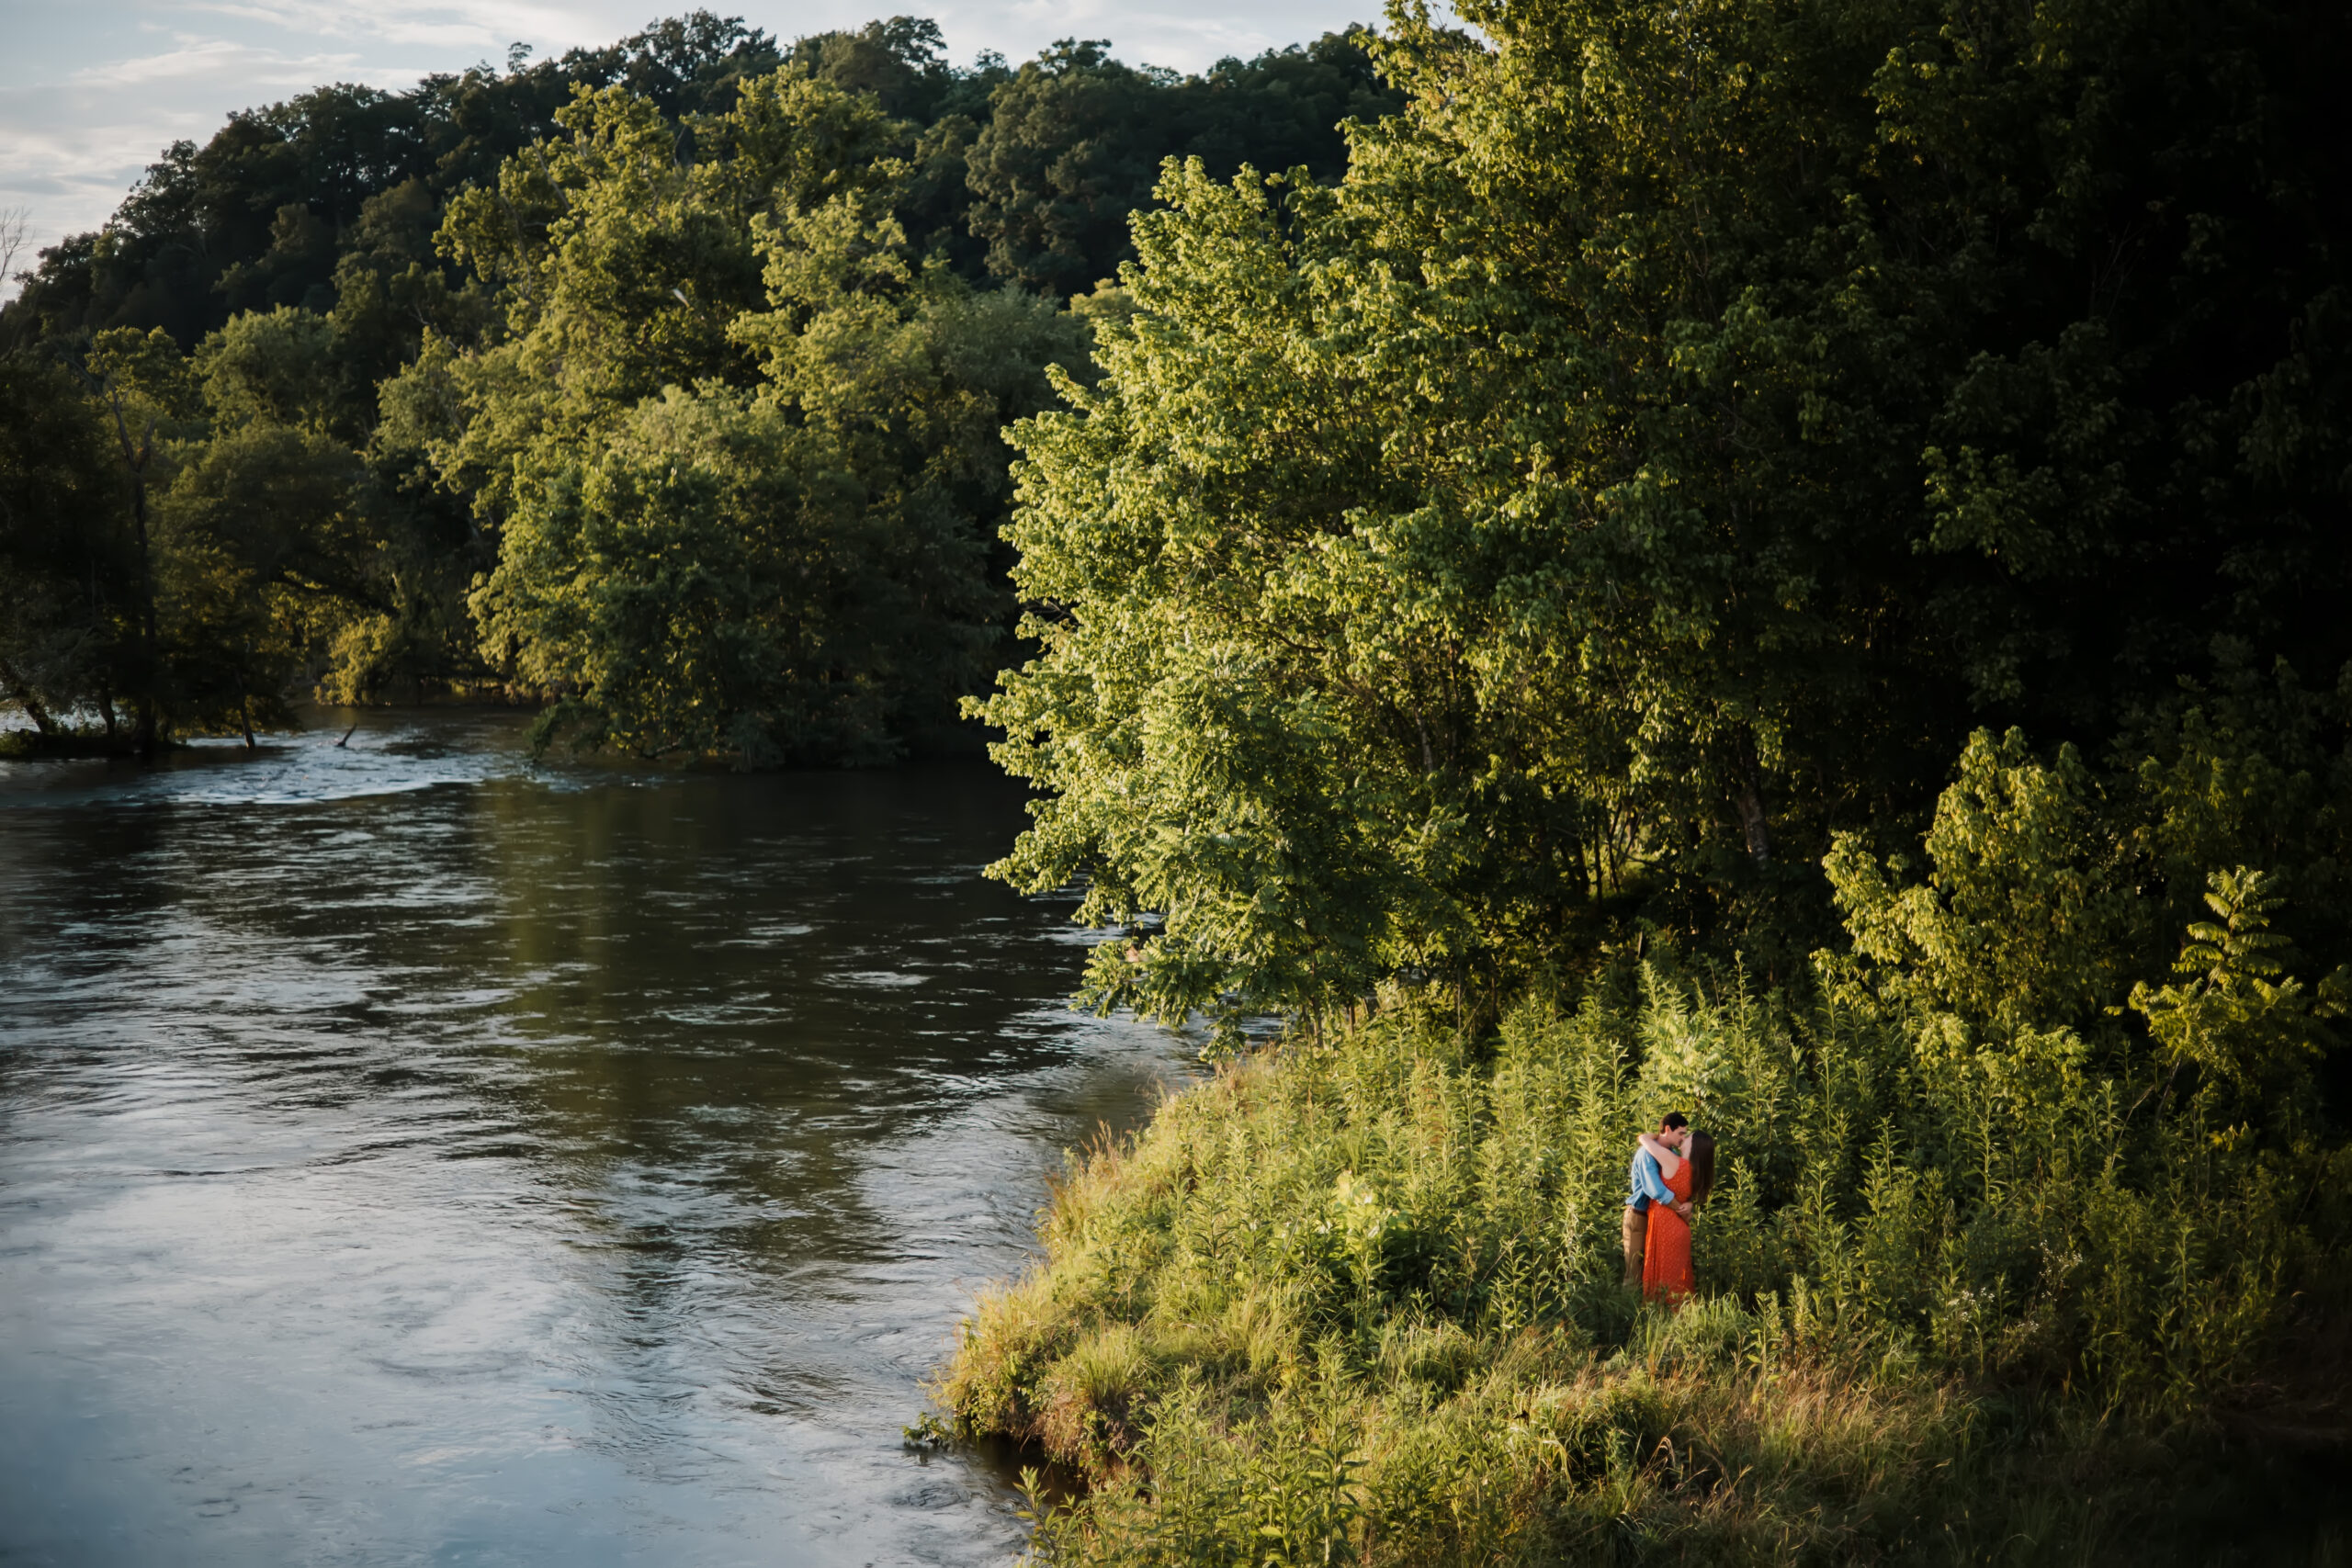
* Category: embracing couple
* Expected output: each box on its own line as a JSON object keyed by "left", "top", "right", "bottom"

{"left": 1620, "top": 1112, "right": 1715, "bottom": 1306}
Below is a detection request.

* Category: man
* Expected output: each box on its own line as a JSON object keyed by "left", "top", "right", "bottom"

{"left": 1623, "top": 1112, "right": 1691, "bottom": 1288}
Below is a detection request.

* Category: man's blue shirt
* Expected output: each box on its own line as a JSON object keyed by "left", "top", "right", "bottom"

{"left": 1625, "top": 1147, "right": 1670, "bottom": 1211}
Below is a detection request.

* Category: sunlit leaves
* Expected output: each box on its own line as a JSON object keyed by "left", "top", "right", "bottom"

{"left": 435, "top": 66, "right": 1087, "bottom": 762}
{"left": 2131, "top": 868, "right": 2339, "bottom": 1094}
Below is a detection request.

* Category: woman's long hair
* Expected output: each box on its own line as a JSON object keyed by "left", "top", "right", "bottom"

{"left": 1688, "top": 1131, "right": 1715, "bottom": 1207}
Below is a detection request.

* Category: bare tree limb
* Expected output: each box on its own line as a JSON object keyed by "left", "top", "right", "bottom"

{"left": 0, "top": 205, "right": 32, "bottom": 290}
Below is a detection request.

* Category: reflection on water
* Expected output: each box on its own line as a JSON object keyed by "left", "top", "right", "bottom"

{"left": 0, "top": 712, "right": 1188, "bottom": 1566}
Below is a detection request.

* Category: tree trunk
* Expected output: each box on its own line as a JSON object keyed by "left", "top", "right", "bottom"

{"left": 94, "top": 387, "right": 161, "bottom": 761}
{"left": 0, "top": 658, "right": 58, "bottom": 736}
{"left": 1735, "top": 781, "right": 1772, "bottom": 867}
{"left": 127, "top": 444, "right": 160, "bottom": 760}
{"left": 238, "top": 642, "right": 256, "bottom": 748}
{"left": 1732, "top": 728, "right": 1772, "bottom": 867}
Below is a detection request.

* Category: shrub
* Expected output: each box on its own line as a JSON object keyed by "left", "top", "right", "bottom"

{"left": 939, "top": 979, "right": 2347, "bottom": 1563}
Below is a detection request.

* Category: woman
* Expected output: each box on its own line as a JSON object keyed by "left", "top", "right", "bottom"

{"left": 1635, "top": 1127, "right": 1714, "bottom": 1306}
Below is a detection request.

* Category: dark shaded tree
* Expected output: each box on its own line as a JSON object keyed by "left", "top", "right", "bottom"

{"left": 0, "top": 14, "right": 783, "bottom": 354}
{"left": 977, "top": 0, "right": 2352, "bottom": 1030}
{"left": 0, "top": 354, "right": 141, "bottom": 744}
{"left": 967, "top": 31, "right": 1395, "bottom": 297}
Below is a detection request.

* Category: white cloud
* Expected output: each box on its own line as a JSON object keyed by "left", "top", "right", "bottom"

{"left": 183, "top": 0, "right": 662, "bottom": 51}
{"left": 71, "top": 38, "right": 368, "bottom": 87}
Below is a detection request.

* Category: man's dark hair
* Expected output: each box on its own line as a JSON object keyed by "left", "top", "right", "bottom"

{"left": 1659, "top": 1111, "right": 1689, "bottom": 1131}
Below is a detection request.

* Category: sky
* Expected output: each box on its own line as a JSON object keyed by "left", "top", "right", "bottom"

{"left": 0, "top": 0, "right": 1389, "bottom": 298}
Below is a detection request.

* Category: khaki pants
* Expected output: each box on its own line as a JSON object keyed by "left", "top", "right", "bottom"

{"left": 1623, "top": 1204, "right": 1647, "bottom": 1288}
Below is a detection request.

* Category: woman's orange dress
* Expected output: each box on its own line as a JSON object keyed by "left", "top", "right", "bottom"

{"left": 1643, "top": 1155, "right": 1695, "bottom": 1306}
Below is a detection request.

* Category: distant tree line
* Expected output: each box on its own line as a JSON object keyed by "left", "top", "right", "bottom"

{"left": 0, "top": 12, "right": 1396, "bottom": 757}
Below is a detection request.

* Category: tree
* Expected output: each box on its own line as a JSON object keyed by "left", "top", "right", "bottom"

{"left": 419, "top": 64, "right": 1086, "bottom": 762}
{"left": 964, "top": 40, "right": 1184, "bottom": 297}
{"left": 0, "top": 206, "right": 30, "bottom": 292}
{"left": 966, "top": 33, "right": 1396, "bottom": 299}
{"left": 75, "top": 327, "right": 204, "bottom": 752}
{"left": 0, "top": 354, "right": 139, "bottom": 742}
{"left": 0, "top": 13, "right": 783, "bottom": 354}
{"left": 5, "top": 16, "right": 1413, "bottom": 740}
{"left": 973, "top": 0, "right": 2352, "bottom": 1036}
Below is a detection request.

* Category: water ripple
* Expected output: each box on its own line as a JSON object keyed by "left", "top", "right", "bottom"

{"left": 0, "top": 710, "right": 1192, "bottom": 1567}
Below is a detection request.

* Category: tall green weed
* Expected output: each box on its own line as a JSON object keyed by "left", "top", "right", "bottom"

{"left": 941, "top": 979, "right": 2346, "bottom": 1563}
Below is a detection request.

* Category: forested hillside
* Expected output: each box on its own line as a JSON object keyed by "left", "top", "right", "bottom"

{"left": 0, "top": 12, "right": 1392, "bottom": 756}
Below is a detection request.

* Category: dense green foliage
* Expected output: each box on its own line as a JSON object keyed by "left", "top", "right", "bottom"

{"left": 945, "top": 987, "right": 2342, "bottom": 1561}
{"left": 1, "top": 15, "right": 1389, "bottom": 359}
{"left": 1, "top": 13, "right": 1396, "bottom": 756}
{"left": 938, "top": 0, "right": 2352, "bottom": 1556}
{"left": 947, "top": 694, "right": 2352, "bottom": 1562}
{"left": 945, "top": 976, "right": 2347, "bottom": 1563}
{"left": 0, "top": 353, "right": 143, "bottom": 739}
{"left": 978, "top": 0, "right": 2352, "bottom": 1025}
{"left": 967, "top": 35, "right": 1392, "bottom": 296}
{"left": 0, "top": 308, "right": 479, "bottom": 750}
{"left": 386, "top": 62, "right": 1084, "bottom": 758}
{"left": 1, "top": 17, "right": 787, "bottom": 355}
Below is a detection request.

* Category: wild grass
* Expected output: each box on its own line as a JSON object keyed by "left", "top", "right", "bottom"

{"left": 939, "top": 978, "right": 2351, "bottom": 1564}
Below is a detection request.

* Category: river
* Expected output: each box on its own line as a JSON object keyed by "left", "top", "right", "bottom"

{"left": 0, "top": 711, "right": 1189, "bottom": 1566}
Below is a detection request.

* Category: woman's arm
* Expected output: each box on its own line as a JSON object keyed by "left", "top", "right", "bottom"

{"left": 1636, "top": 1131, "right": 1682, "bottom": 1178}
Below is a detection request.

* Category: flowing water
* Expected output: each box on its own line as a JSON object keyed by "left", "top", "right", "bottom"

{"left": 0, "top": 711, "right": 1190, "bottom": 1567}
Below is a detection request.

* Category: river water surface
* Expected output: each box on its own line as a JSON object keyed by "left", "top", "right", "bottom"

{"left": 0, "top": 711, "right": 1187, "bottom": 1567}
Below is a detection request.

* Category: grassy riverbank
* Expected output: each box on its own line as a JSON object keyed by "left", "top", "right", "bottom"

{"left": 938, "top": 985, "right": 2350, "bottom": 1565}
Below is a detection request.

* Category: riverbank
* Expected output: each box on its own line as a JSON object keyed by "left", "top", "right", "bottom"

{"left": 938, "top": 987, "right": 2351, "bottom": 1564}
{"left": 0, "top": 704, "right": 998, "bottom": 766}
{"left": 0, "top": 728, "right": 148, "bottom": 759}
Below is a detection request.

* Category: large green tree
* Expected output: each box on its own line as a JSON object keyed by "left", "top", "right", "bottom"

{"left": 7, "top": 15, "right": 1400, "bottom": 744}
{"left": 0, "top": 304, "right": 486, "bottom": 750}
{"left": 404, "top": 66, "right": 1089, "bottom": 761}
{"left": 0, "top": 354, "right": 141, "bottom": 741}
{"left": 966, "top": 32, "right": 1393, "bottom": 297}
{"left": 976, "top": 0, "right": 2352, "bottom": 1037}
{"left": 0, "top": 15, "right": 786, "bottom": 353}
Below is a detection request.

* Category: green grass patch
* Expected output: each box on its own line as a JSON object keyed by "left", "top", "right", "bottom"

{"left": 939, "top": 984, "right": 2351, "bottom": 1564}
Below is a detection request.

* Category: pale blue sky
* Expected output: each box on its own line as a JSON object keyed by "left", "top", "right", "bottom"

{"left": 0, "top": 0, "right": 1390, "bottom": 296}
